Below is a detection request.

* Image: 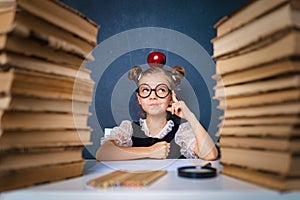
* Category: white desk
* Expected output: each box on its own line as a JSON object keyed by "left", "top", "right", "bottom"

{"left": 1, "top": 159, "right": 300, "bottom": 200}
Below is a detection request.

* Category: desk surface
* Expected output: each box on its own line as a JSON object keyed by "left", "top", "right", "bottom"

{"left": 1, "top": 159, "right": 300, "bottom": 200}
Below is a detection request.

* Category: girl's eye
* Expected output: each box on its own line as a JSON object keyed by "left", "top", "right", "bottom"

{"left": 157, "top": 86, "right": 167, "bottom": 93}
{"left": 158, "top": 88, "right": 165, "bottom": 93}
{"left": 140, "top": 86, "right": 150, "bottom": 93}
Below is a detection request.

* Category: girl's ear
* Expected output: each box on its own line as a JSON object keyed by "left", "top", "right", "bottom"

{"left": 136, "top": 93, "right": 141, "bottom": 105}
{"left": 169, "top": 90, "right": 174, "bottom": 105}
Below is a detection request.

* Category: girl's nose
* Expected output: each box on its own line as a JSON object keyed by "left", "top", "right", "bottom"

{"left": 149, "top": 90, "right": 158, "bottom": 99}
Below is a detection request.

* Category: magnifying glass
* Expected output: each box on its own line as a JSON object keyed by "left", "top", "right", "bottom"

{"left": 177, "top": 163, "right": 217, "bottom": 178}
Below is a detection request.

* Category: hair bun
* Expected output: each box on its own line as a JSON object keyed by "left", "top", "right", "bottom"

{"left": 170, "top": 65, "right": 185, "bottom": 86}
{"left": 128, "top": 66, "right": 142, "bottom": 84}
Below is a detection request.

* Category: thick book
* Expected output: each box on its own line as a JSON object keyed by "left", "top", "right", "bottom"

{"left": 217, "top": 124, "right": 299, "bottom": 137}
{"left": 218, "top": 115, "right": 300, "bottom": 126}
{"left": 212, "top": 2, "right": 300, "bottom": 58}
{"left": 0, "top": 147, "right": 84, "bottom": 172}
{"left": 214, "top": 74, "right": 300, "bottom": 99}
{"left": 0, "top": 69, "right": 94, "bottom": 102}
{"left": 0, "top": 129, "right": 92, "bottom": 150}
{"left": 219, "top": 136, "right": 300, "bottom": 152}
{"left": 0, "top": 33, "right": 86, "bottom": 67}
{"left": 222, "top": 101, "right": 299, "bottom": 118}
{"left": 0, "top": 52, "right": 92, "bottom": 81}
{"left": 0, "top": 0, "right": 99, "bottom": 45}
{"left": 217, "top": 88, "right": 300, "bottom": 109}
{"left": 0, "top": 160, "right": 85, "bottom": 192}
{"left": 1, "top": 111, "right": 89, "bottom": 130}
{"left": 0, "top": 6, "right": 96, "bottom": 60}
{"left": 215, "top": 29, "right": 300, "bottom": 75}
{"left": 220, "top": 147, "right": 300, "bottom": 176}
{"left": 0, "top": 95, "right": 91, "bottom": 115}
{"left": 214, "top": 0, "right": 290, "bottom": 37}
{"left": 222, "top": 164, "right": 300, "bottom": 191}
{"left": 214, "top": 59, "right": 300, "bottom": 88}
{"left": 0, "top": 110, "right": 3, "bottom": 136}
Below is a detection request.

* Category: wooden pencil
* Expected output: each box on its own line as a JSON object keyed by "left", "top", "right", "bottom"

{"left": 122, "top": 171, "right": 152, "bottom": 187}
{"left": 113, "top": 171, "right": 134, "bottom": 187}
{"left": 123, "top": 170, "right": 167, "bottom": 187}
{"left": 88, "top": 170, "right": 124, "bottom": 188}
{"left": 141, "top": 170, "right": 167, "bottom": 186}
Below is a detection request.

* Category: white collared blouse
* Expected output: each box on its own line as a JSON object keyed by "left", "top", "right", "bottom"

{"left": 100, "top": 119, "right": 198, "bottom": 158}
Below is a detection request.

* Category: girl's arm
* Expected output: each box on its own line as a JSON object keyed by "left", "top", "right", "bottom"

{"left": 167, "top": 92, "right": 218, "bottom": 161}
{"left": 96, "top": 140, "right": 170, "bottom": 161}
{"left": 184, "top": 113, "right": 218, "bottom": 160}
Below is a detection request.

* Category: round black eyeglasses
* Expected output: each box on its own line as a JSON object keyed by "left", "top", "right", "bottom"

{"left": 136, "top": 84, "right": 171, "bottom": 99}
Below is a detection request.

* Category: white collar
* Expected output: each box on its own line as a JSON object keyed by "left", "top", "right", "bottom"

{"left": 139, "top": 118, "right": 174, "bottom": 139}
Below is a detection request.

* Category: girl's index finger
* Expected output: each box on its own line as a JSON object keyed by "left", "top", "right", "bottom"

{"left": 172, "top": 91, "right": 179, "bottom": 102}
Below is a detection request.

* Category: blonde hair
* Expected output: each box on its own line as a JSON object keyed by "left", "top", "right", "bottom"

{"left": 128, "top": 66, "right": 185, "bottom": 89}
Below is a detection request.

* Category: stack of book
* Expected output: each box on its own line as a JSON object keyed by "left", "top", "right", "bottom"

{"left": 211, "top": 0, "right": 300, "bottom": 191}
{"left": 0, "top": 0, "right": 99, "bottom": 191}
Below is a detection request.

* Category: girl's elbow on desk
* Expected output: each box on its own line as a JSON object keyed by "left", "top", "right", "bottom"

{"left": 95, "top": 141, "right": 114, "bottom": 161}
{"left": 201, "top": 147, "right": 219, "bottom": 161}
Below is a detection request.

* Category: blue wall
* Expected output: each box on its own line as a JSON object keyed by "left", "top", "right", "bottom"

{"left": 60, "top": 0, "right": 249, "bottom": 159}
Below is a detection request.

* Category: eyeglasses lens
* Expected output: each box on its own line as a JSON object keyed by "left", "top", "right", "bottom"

{"left": 155, "top": 85, "right": 169, "bottom": 98}
{"left": 137, "top": 84, "right": 170, "bottom": 98}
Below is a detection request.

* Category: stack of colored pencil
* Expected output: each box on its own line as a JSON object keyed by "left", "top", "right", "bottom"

{"left": 87, "top": 170, "right": 167, "bottom": 188}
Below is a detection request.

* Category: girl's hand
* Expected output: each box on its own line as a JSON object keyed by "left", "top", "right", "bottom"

{"left": 148, "top": 141, "right": 170, "bottom": 159}
{"left": 167, "top": 91, "right": 193, "bottom": 120}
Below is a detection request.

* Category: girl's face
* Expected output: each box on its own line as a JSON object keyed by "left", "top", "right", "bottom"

{"left": 137, "top": 73, "right": 172, "bottom": 117}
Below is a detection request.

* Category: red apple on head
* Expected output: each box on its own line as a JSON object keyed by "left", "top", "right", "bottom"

{"left": 147, "top": 52, "right": 166, "bottom": 67}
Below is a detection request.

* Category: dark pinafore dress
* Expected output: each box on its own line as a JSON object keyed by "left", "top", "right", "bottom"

{"left": 131, "top": 121, "right": 185, "bottom": 159}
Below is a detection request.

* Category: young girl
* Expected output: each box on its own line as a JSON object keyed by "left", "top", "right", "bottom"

{"left": 96, "top": 65, "right": 218, "bottom": 161}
